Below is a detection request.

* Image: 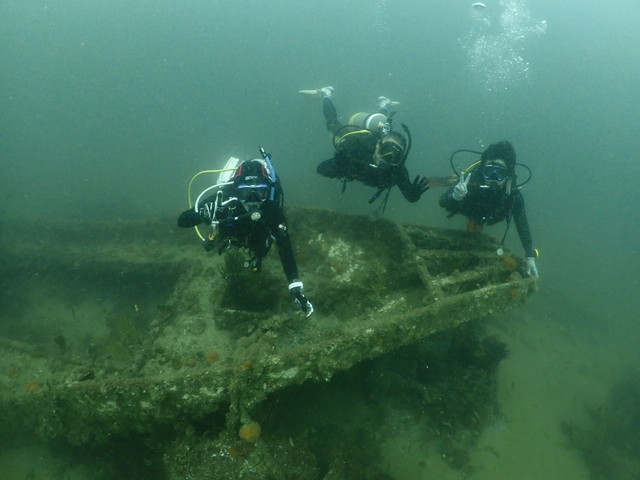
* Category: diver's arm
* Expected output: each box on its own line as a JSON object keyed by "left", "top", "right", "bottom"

{"left": 272, "top": 214, "right": 313, "bottom": 316}
{"left": 273, "top": 223, "right": 300, "bottom": 283}
{"left": 262, "top": 203, "right": 298, "bottom": 282}
{"left": 177, "top": 195, "right": 217, "bottom": 228}
{"left": 511, "top": 192, "right": 536, "bottom": 257}
{"left": 178, "top": 209, "right": 203, "bottom": 228}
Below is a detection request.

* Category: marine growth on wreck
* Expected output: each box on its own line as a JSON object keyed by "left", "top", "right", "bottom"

{"left": 0, "top": 206, "right": 536, "bottom": 479}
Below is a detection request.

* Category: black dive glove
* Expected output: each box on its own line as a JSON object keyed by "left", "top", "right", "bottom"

{"left": 411, "top": 175, "right": 429, "bottom": 200}
{"left": 288, "top": 281, "right": 314, "bottom": 318}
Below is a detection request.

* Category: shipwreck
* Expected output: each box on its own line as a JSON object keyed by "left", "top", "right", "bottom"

{"left": 0, "top": 206, "right": 536, "bottom": 479}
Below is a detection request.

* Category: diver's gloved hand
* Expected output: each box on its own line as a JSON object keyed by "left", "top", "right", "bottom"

{"left": 452, "top": 172, "right": 471, "bottom": 201}
{"left": 525, "top": 257, "right": 539, "bottom": 278}
{"left": 411, "top": 175, "right": 429, "bottom": 200}
{"left": 198, "top": 202, "right": 215, "bottom": 222}
{"left": 289, "top": 281, "right": 314, "bottom": 318}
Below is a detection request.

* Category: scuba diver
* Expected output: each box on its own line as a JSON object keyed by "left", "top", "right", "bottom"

{"left": 177, "top": 147, "right": 314, "bottom": 317}
{"left": 439, "top": 140, "right": 539, "bottom": 277}
{"left": 299, "top": 86, "right": 429, "bottom": 213}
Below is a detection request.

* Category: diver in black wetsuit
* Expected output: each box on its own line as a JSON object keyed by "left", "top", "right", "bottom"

{"left": 439, "top": 140, "right": 539, "bottom": 277}
{"left": 178, "top": 151, "right": 313, "bottom": 317}
{"left": 301, "top": 86, "right": 429, "bottom": 211}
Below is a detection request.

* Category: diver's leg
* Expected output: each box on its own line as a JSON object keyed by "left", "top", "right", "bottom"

{"left": 323, "top": 97, "right": 342, "bottom": 134}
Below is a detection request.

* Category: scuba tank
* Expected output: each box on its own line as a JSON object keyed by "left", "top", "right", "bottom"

{"left": 185, "top": 157, "right": 241, "bottom": 244}
{"left": 332, "top": 112, "right": 393, "bottom": 151}
{"left": 217, "top": 156, "right": 242, "bottom": 184}
{"left": 348, "top": 112, "right": 389, "bottom": 135}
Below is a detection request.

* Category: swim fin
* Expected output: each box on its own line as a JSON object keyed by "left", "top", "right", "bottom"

{"left": 298, "top": 86, "right": 334, "bottom": 98}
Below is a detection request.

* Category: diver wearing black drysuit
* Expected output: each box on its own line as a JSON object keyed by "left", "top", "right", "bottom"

{"left": 439, "top": 140, "right": 539, "bottom": 277}
{"left": 313, "top": 88, "right": 428, "bottom": 204}
{"left": 178, "top": 159, "right": 313, "bottom": 316}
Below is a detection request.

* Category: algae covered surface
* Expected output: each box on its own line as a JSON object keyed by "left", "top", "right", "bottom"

{"left": 0, "top": 207, "right": 535, "bottom": 479}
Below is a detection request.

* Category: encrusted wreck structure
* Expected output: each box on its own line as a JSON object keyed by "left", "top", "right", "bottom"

{"left": 0, "top": 206, "right": 536, "bottom": 478}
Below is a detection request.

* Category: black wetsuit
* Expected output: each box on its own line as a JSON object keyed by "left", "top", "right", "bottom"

{"left": 317, "top": 97, "right": 424, "bottom": 203}
{"left": 439, "top": 170, "right": 535, "bottom": 257}
{"left": 178, "top": 189, "right": 300, "bottom": 283}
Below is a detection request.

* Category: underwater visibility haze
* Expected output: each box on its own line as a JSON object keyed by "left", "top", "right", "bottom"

{"left": 1, "top": 0, "right": 639, "bottom": 478}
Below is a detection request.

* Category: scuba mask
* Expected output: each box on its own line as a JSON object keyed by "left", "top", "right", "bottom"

{"left": 236, "top": 183, "right": 270, "bottom": 203}
{"left": 232, "top": 158, "right": 275, "bottom": 210}
{"left": 378, "top": 141, "right": 405, "bottom": 166}
{"left": 236, "top": 183, "right": 271, "bottom": 213}
{"left": 481, "top": 162, "right": 509, "bottom": 182}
